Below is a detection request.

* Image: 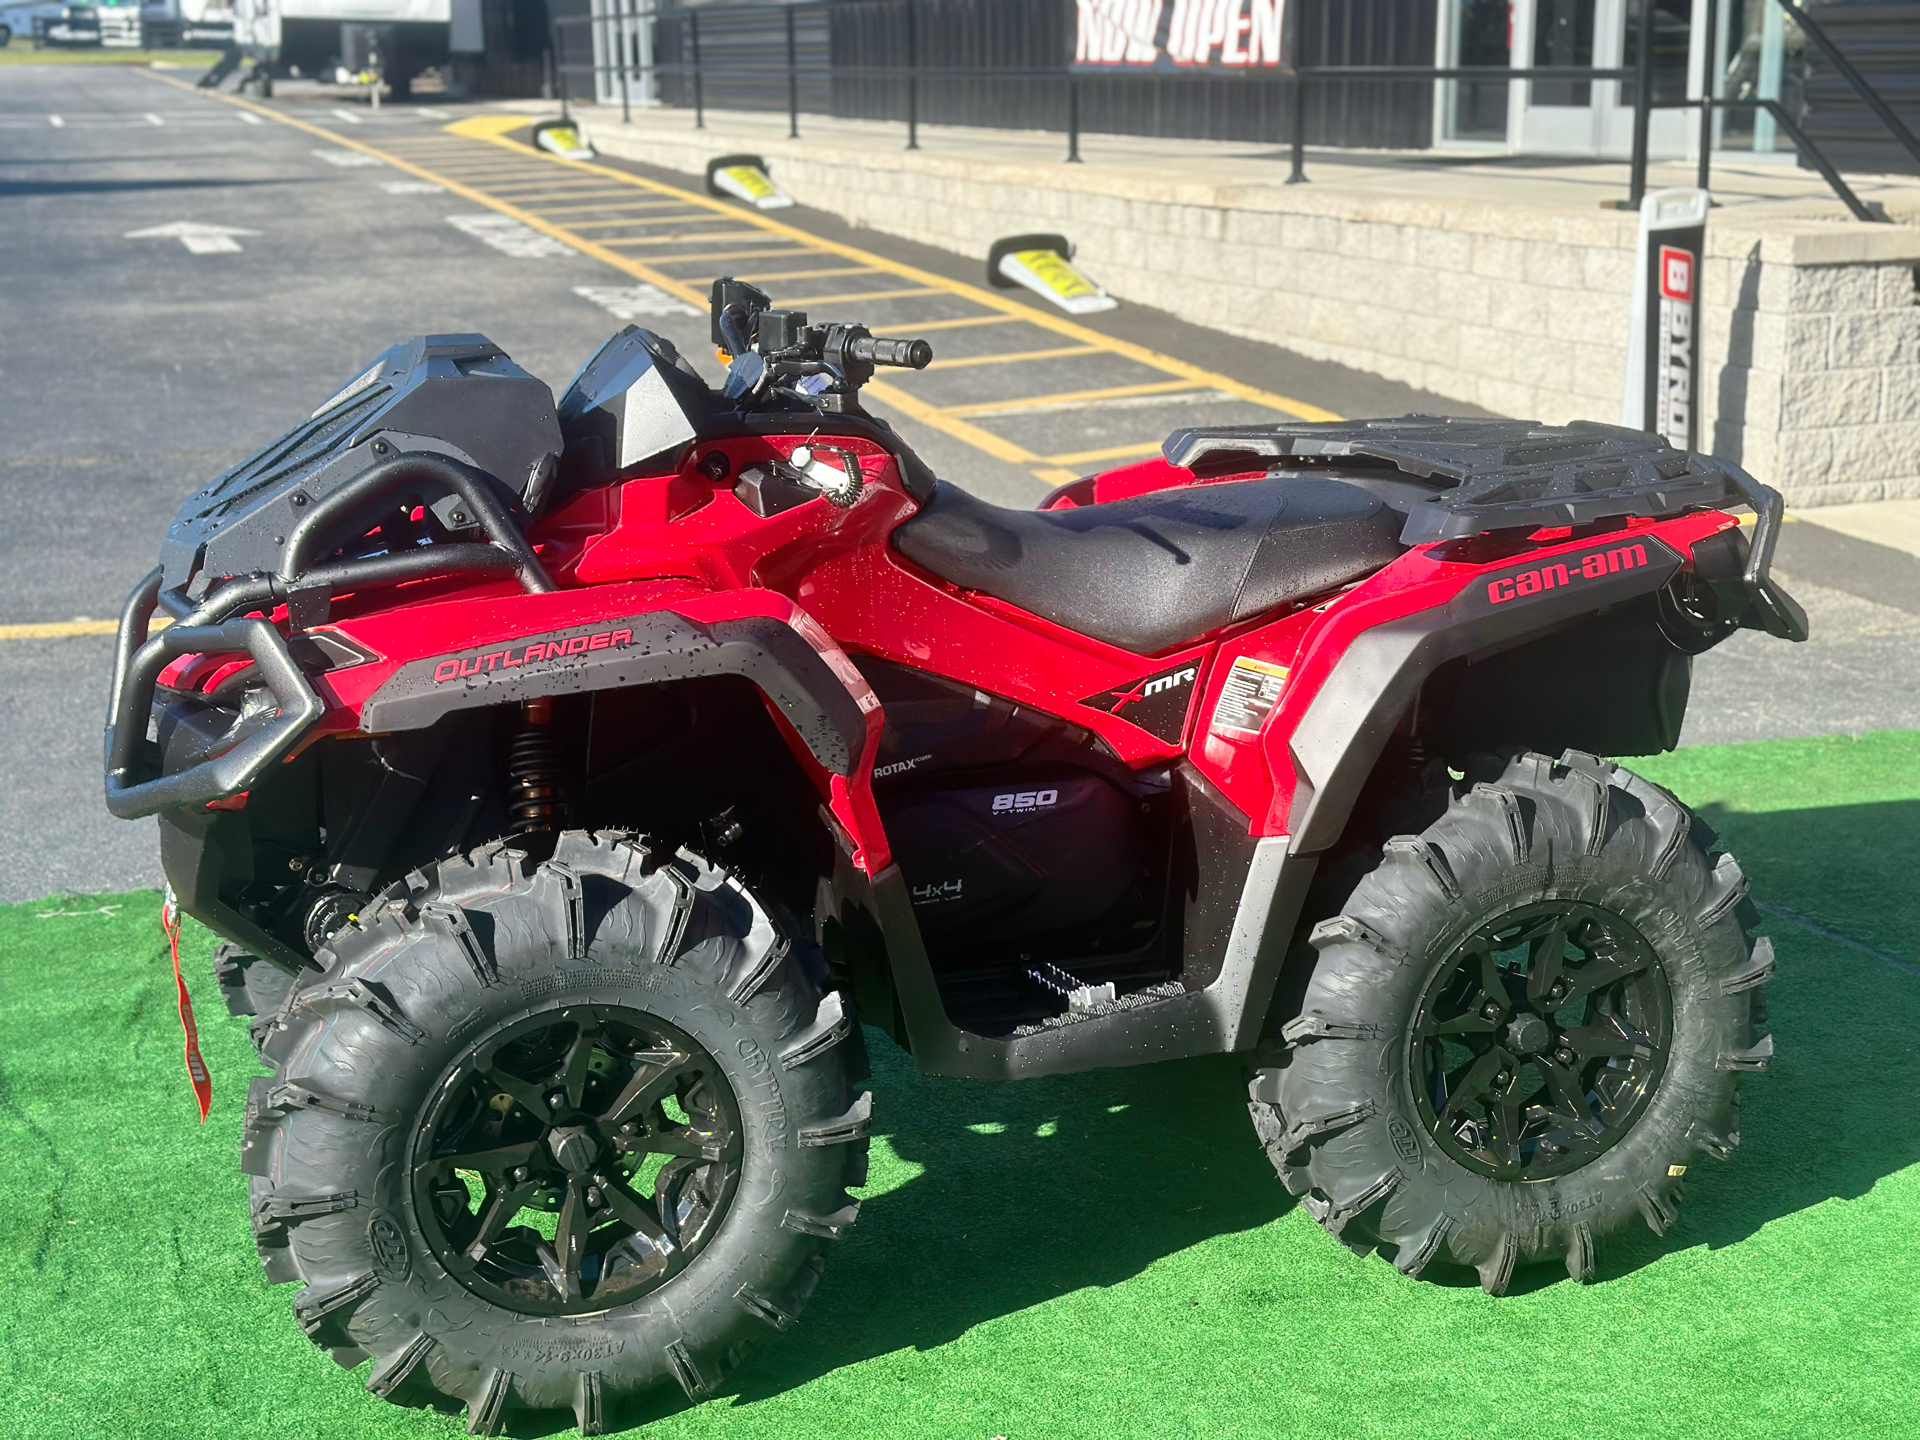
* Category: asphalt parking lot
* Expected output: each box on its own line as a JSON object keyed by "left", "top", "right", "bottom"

{"left": 3, "top": 61, "right": 1917, "bottom": 903}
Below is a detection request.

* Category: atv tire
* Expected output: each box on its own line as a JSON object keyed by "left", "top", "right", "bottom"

{"left": 1250, "top": 751, "right": 1772, "bottom": 1293}
{"left": 241, "top": 832, "right": 869, "bottom": 1433}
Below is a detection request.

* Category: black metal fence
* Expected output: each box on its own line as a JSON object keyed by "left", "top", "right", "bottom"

{"left": 553, "top": 0, "right": 1918, "bottom": 219}
{"left": 639, "top": 0, "right": 1438, "bottom": 150}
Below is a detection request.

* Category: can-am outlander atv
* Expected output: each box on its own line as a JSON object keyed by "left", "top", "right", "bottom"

{"left": 106, "top": 280, "right": 1804, "bottom": 1433}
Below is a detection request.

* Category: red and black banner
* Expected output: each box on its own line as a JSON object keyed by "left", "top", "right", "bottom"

{"left": 1072, "top": 0, "right": 1292, "bottom": 73}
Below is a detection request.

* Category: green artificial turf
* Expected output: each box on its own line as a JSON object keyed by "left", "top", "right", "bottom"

{"left": 3, "top": 730, "right": 1917, "bottom": 1439}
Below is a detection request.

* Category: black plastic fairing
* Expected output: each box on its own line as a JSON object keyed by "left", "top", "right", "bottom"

{"left": 360, "top": 611, "right": 867, "bottom": 777}
{"left": 1286, "top": 533, "right": 1686, "bottom": 855}
{"left": 163, "top": 335, "right": 561, "bottom": 593}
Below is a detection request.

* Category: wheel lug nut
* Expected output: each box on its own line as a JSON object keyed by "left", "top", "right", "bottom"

{"left": 546, "top": 1089, "right": 568, "bottom": 1111}
{"left": 586, "top": 1187, "right": 603, "bottom": 1208}
{"left": 512, "top": 1165, "right": 530, "bottom": 1182}
{"left": 1481, "top": 1002, "right": 1501, "bottom": 1020}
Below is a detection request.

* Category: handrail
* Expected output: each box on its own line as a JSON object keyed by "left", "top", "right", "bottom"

{"left": 1770, "top": 0, "right": 1920, "bottom": 172}
{"left": 545, "top": 1, "right": 1912, "bottom": 217}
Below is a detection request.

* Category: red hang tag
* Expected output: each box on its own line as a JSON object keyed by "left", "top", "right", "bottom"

{"left": 161, "top": 895, "right": 213, "bottom": 1123}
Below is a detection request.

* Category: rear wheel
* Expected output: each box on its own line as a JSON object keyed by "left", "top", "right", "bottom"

{"left": 1250, "top": 751, "right": 1773, "bottom": 1292}
{"left": 241, "top": 832, "right": 868, "bottom": 1432}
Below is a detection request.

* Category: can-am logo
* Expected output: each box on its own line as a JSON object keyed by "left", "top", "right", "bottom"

{"left": 432, "top": 626, "right": 633, "bottom": 683}
{"left": 1485, "top": 542, "right": 1650, "bottom": 605}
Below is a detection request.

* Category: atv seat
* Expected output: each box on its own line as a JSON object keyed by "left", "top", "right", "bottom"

{"left": 891, "top": 476, "right": 1406, "bottom": 654}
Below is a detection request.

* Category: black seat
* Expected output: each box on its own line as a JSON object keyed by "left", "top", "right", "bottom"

{"left": 891, "top": 476, "right": 1406, "bottom": 655}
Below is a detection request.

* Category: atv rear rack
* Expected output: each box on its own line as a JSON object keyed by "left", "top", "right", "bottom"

{"left": 1163, "top": 416, "right": 1806, "bottom": 641}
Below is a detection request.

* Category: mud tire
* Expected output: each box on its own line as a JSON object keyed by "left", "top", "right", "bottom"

{"left": 1250, "top": 751, "right": 1771, "bottom": 1293}
{"left": 240, "top": 832, "right": 868, "bottom": 1432}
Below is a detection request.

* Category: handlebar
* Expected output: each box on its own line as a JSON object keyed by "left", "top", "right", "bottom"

{"left": 849, "top": 335, "right": 933, "bottom": 370}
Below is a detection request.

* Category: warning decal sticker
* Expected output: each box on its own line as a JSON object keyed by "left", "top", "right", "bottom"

{"left": 1210, "top": 655, "right": 1290, "bottom": 735}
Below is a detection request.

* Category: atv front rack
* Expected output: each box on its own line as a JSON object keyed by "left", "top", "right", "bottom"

{"left": 106, "top": 452, "right": 558, "bottom": 820}
{"left": 1163, "top": 416, "right": 1807, "bottom": 641}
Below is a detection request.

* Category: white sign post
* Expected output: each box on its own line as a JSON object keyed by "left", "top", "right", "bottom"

{"left": 1620, "top": 187, "right": 1709, "bottom": 452}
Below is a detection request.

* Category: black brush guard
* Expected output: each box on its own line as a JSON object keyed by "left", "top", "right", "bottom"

{"left": 104, "top": 453, "right": 553, "bottom": 820}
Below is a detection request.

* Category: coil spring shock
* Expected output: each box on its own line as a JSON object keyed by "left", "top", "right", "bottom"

{"left": 508, "top": 697, "right": 566, "bottom": 832}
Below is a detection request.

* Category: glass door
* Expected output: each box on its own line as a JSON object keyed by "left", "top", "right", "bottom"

{"left": 1510, "top": 0, "right": 1699, "bottom": 157}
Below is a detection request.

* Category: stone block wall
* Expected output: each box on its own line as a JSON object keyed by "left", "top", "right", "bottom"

{"left": 583, "top": 114, "right": 1920, "bottom": 505}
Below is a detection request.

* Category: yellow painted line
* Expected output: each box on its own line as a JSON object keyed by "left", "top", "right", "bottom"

{"left": 603, "top": 231, "right": 786, "bottom": 247}
{"left": 777, "top": 286, "right": 943, "bottom": 307}
{"left": 539, "top": 211, "right": 708, "bottom": 230}
{"left": 944, "top": 379, "right": 1192, "bottom": 420}
{"left": 929, "top": 344, "right": 1103, "bottom": 370}
{"left": 143, "top": 81, "right": 1343, "bottom": 488}
{"left": 441, "top": 114, "right": 534, "bottom": 140}
{"left": 645, "top": 246, "right": 813, "bottom": 266}
{"left": 418, "top": 120, "right": 1343, "bottom": 423}
{"left": 474, "top": 185, "right": 649, "bottom": 201}
{"left": 137, "top": 74, "right": 714, "bottom": 311}
{"left": 0, "top": 616, "right": 170, "bottom": 641}
{"left": 904, "top": 315, "right": 1026, "bottom": 333}
{"left": 532, "top": 199, "right": 699, "bottom": 217}
{"left": 1042, "top": 441, "right": 1165, "bottom": 466}
{"left": 862, "top": 381, "right": 1039, "bottom": 465}
{"left": 731, "top": 264, "right": 883, "bottom": 283}
{"left": 1034, "top": 467, "right": 1083, "bottom": 485}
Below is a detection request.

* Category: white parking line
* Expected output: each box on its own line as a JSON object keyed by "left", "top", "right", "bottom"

{"left": 313, "top": 147, "right": 384, "bottom": 168}
{"left": 239, "top": 111, "right": 262, "bottom": 125}
{"left": 48, "top": 115, "right": 64, "bottom": 127}
{"left": 330, "top": 108, "right": 365, "bottom": 125}
{"left": 145, "top": 112, "right": 165, "bottom": 126}
{"left": 573, "top": 283, "right": 701, "bottom": 320}
{"left": 379, "top": 179, "right": 445, "bottom": 194}
{"left": 446, "top": 213, "right": 575, "bottom": 258}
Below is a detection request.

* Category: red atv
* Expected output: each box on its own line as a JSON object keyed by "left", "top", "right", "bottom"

{"left": 108, "top": 280, "right": 1803, "bottom": 1432}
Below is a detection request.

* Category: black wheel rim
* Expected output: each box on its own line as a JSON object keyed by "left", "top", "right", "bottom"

{"left": 410, "top": 1005, "right": 742, "bottom": 1316}
{"left": 1410, "top": 900, "right": 1672, "bottom": 1181}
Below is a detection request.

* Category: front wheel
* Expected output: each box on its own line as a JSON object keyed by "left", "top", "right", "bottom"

{"left": 241, "top": 832, "right": 869, "bottom": 1432}
{"left": 1251, "top": 751, "right": 1773, "bottom": 1293}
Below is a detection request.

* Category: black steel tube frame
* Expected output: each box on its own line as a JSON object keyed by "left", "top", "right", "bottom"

{"left": 110, "top": 454, "right": 557, "bottom": 818}
{"left": 105, "top": 612, "right": 327, "bottom": 820}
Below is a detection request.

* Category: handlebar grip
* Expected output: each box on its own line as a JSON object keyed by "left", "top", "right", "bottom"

{"left": 850, "top": 335, "right": 933, "bottom": 370}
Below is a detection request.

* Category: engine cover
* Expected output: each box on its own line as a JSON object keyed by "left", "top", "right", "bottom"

{"left": 885, "top": 772, "right": 1145, "bottom": 950}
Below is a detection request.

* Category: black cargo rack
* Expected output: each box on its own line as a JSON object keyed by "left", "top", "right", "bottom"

{"left": 1161, "top": 416, "right": 1807, "bottom": 642}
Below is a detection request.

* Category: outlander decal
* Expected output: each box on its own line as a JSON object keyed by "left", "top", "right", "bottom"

{"left": 431, "top": 627, "right": 635, "bottom": 683}
{"left": 1081, "top": 656, "right": 1203, "bottom": 745}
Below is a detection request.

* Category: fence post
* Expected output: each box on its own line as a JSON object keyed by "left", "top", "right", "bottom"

{"left": 1067, "top": 76, "right": 1082, "bottom": 162}
{"left": 1627, "top": 0, "right": 1655, "bottom": 206}
{"left": 1695, "top": 0, "right": 1716, "bottom": 189}
{"left": 691, "top": 8, "right": 704, "bottom": 130}
{"left": 905, "top": 0, "right": 920, "bottom": 150}
{"left": 618, "top": 0, "right": 633, "bottom": 123}
{"left": 1287, "top": 69, "right": 1307, "bottom": 183}
{"left": 786, "top": 5, "right": 799, "bottom": 138}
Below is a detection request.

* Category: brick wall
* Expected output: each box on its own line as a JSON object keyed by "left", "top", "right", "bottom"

{"left": 584, "top": 115, "right": 1920, "bottom": 505}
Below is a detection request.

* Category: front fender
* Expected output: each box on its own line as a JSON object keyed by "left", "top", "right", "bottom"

{"left": 341, "top": 586, "right": 889, "bottom": 870}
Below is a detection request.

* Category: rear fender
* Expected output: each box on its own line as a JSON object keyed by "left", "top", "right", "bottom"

{"left": 1275, "top": 513, "right": 1735, "bottom": 854}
